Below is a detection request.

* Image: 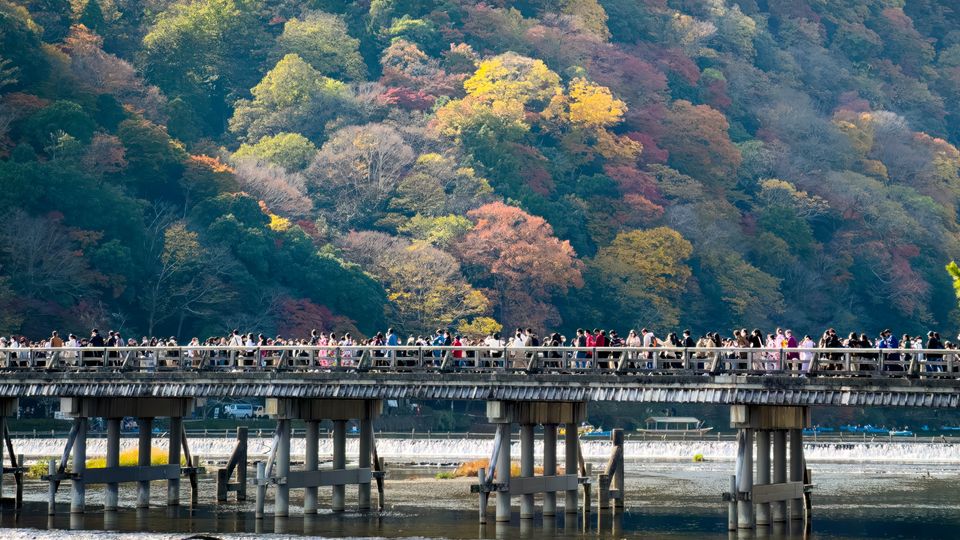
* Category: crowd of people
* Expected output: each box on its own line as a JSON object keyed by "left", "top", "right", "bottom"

{"left": 0, "top": 325, "right": 958, "bottom": 373}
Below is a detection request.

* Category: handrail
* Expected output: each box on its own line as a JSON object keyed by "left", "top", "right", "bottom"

{"left": 0, "top": 345, "right": 954, "bottom": 377}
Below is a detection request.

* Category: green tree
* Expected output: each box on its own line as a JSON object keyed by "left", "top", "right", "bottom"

{"left": 275, "top": 11, "right": 365, "bottom": 80}
{"left": 233, "top": 132, "right": 317, "bottom": 171}
{"left": 229, "top": 53, "right": 351, "bottom": 143}
{"left": 141, "top": 0, "right": 270, "bottom": 137}
{"left": 78, "top": 0, "right": 107, "bottom": 35}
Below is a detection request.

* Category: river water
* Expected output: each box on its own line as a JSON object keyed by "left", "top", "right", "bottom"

{"left": 2, "top": 438, "right": 959, "bottom": 539}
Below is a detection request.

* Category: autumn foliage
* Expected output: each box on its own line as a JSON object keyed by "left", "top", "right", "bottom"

{"left": 2, "top": 0, "right": 960, "bottom": 341}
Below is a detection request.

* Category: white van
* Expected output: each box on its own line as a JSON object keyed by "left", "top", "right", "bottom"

{"left": 223, "top": 403, "right": 254, "bottom": 418}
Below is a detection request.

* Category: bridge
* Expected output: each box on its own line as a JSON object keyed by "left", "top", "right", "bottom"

{"left": 0, "top": 344, "right": 956, "bottom": 532}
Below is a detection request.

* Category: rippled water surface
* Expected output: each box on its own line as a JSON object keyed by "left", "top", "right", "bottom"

{"left": 1, "top": 444, "right": 959, "bottom": 539}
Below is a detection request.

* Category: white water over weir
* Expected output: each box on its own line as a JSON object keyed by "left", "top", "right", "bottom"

{"left": 12, "top": 436, "right": 960, "bottom": 464}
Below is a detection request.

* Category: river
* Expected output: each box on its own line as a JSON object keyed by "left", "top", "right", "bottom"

{"left": 1, "top": 438, "right": 959, "bottom": 539}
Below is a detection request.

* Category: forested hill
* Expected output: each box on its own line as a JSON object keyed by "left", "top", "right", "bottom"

{"left": 2, "top": 0, "right": 960, "bottom": 340}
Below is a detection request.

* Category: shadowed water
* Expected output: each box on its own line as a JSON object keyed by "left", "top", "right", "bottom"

{"left": 1, "top": 457, "right": 958, "bottom": 539}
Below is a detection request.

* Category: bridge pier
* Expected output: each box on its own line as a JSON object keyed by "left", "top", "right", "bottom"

{"left": 728, "top": 405, "right": 810, "bottom": 530}
{"left": 475, "top": 401, "right": 586, "bottom": 524}
{"left": 56, "top": 397, "right": 195, "bottom": 514}
{"left": 0, "top": 399, "right": 19, "bottom": 509}
{"left": 258, "top": 398, "right": 382, "bottom": 518}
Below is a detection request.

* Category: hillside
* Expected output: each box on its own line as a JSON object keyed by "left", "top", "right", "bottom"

{"left": 2, "top": 0, "right": 960, "bottom": 340}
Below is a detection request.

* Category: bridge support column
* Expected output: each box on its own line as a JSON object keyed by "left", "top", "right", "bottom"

{"left": 0, "top": 415, "right": 4, "bottom": 503}
{"left": 168, "top": 416, "right": 181, "bottom": 506}
{"left": 275, "top": 419, "right": 291, "bottom": 517}
{"left": 70, "top": 417, "right": 86, "bottom": 514}
{"left": 105, "top": 418, "right": 120, "bottom": 511}
{"left": 358, "top": 414, "right": 373, "bottom": 511}
{"left": 565, "top": 421, "right": 578, "bottom": 516}
{"left": 773, "top": 430, "right": 787, "bottom": 522}
{"left": 755, "top": 430, "right": 770, "bottom": 526}
{"left": 304, "top": 421, "right": 319, "bottom": 514}
{"left": 520, "top": 423, "right": 534, "bottom": 519}
{"left": 735, "top": 428, "right": 753, "bottom": 529}
{"left": 332, "top": 419, "right": 346, "bottom": 513}
{"left": 495, "top": 422, "right": 511, "bottom": 523}
{"left": 137, "top": 417, "right": 153, "bottom": 508}
{"left": 542, "top": 423, "right": 557, "bottom": 517}
{"left": 789, "top": 428, "right": 804, "bottom": 521}
{"left": 730, "top": 405, "right": 811, "bottom": 530}
{"left": 0, "top": 399, "right": 22, "bottom": 512}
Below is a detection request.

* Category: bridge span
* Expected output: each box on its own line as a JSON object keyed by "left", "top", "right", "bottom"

{"left": 0, "top": 345, "right": 954, "bottom": 532}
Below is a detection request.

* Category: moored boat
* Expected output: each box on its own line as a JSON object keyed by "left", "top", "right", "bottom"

{"left": 636, "top": 416, "right": 713, "bottom": 435}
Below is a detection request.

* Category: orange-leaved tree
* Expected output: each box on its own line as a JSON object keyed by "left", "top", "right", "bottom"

{"left": 454, "top": 202, "right": 583, "bottom": 331}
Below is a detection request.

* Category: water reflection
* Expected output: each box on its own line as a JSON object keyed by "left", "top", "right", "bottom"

{"left": 0, "top": 462, "right": 958, "bottom": 539}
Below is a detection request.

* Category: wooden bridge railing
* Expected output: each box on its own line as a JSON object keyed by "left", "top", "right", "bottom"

{"left": 0, "top": 345, "right": 955, "bottom": 378}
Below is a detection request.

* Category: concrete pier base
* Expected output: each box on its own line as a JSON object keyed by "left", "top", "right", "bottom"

{"left": 565, "top": 421, "right": 579, "bottom": 515}
{"left": 304, "top": 421, "right": 319, "bottom": 514}
{"left": 731, "top": 405, "right": 811, "bottom": 530}
{"left": 480, "top": 401, "right": 587, "bottom": 525}
{"left": 755, "top": 430, "right": 770, "bottom": 526}
{"left": 789, "top": 428, "right": 804, "bottom": 521}
{"left": 168, "top": 416, "right": 181, "bottom": 506}
{"left": 773, "top": 430, "right": 787, "bottom": 522}
{"left": 275, "top": 419, "right": 291, "bottom": 517}
{"left": 332, "top": 419, "right": 346, "bottom": 512}
{"left": 105, "top": 418, "right": 120, "bottom": 511}
{"left": 495, "top": 422, "right": 511, "bottom": 523}
{"left": 259, "top": 399, "right": 381, "bottom": 516}
{"left": 137, "top": 417, "right": 152, "bottom": 509}
{"left": 543, "top": 424, "right": 557, "bottom": 517}
{"left": 358, "top": 417, "right": 372, "bottom": 511}
{"left": 70, "top": 418, "right": 86, "bottom": 514}
{"left": 519, "top": 423, "right": 534, "bottom": 519}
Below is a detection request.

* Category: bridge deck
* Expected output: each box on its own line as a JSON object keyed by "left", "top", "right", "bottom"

{"left": 0, "top": 371, "right": 957, "bottom": 407}
{"left": 0, "top": 346, "right": 958, "bottom": 406}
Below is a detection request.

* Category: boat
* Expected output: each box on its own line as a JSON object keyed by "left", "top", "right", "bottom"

{"left": 580, "top": 429, "right": 613, "bottom": 439}
{"left": 940, "top": 426, "right": 960, "bottom": 431}
{"left": 802, "top": 426, "right": 834, "bottom": 435}
{"left": 889, "top": 429, "right": 914, "bottom": 437}
{"left": 636, "top": 416, "right": 713, "bottom": 435}
{"left": 559, "top": 423, "right": 604, "bottom": 437}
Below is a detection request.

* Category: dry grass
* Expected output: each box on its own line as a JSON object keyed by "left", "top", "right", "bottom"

{"left": 447, "top": 458, "right": 563, "bottom": 479}
{"left": 86, "top": 447, "right": 183, "bottom": 468}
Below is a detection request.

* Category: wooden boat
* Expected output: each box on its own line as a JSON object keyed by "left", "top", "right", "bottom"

{"left": 636, "top": 416, "right": 713, "bottom": 435}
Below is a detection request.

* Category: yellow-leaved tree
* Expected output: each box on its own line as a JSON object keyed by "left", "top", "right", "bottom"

{"left": 589, "top": 227, "right": 693, "bottom": 331}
